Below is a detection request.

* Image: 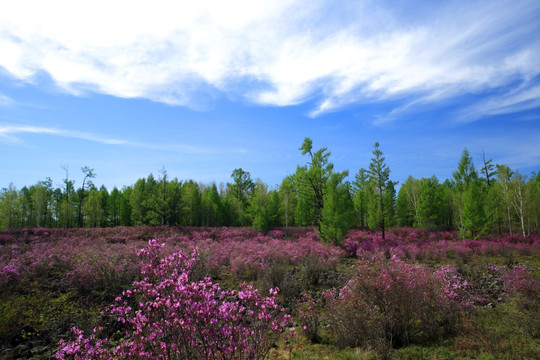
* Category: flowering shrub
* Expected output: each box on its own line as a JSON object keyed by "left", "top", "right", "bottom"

{"left": 318, "top": 256, "right": 473, "bottom": 353}
{"left": 296, "top": 293, "right": 322, "bottom": 344}
{"left": 342, "top": 229, "right": 540, "bottom": 263}
{"left": 0, "top": 263, "right": 20, "bottom": 288}
{"left": 56, "top": 240, "right": 292, "bottom": 359}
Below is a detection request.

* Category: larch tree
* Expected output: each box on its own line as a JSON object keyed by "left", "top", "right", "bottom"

{"left": 352, "top": 168, "right": 370, "bottom": 228}
{"left": 321, "top": 172, "right": 354, "bottom": 244}
{"left": 294, "top": 137, "right": 334, "bottom": 233}
{"left": 366, "top": 142, "right": 392, "bottom": 240}
{"left": 230, "top": 168, "right": 255, "bottom": 226}
{"left": 77, "top": 166, "right": 95, "bottom": 228}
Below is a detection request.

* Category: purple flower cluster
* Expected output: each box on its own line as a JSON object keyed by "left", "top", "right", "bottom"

{"left": 0, "top": 227, "right": 343, "bottom": 294}
{"left": 343, "top": 228, "right": 540, "bottom": 261}
{"left": 56, "top": 239, "right": 292, "bottom": 359}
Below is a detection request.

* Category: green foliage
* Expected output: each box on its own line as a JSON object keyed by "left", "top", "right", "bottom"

{"left": 249, "top": 181, "right": 282, "bottom": 232}
{"left": 453, "top": 148, "right": 478, "bottom": 191}
{"left": 180, "top": 179, "right": 202, "bottom": 226}
{"left": 461, "top": 179, "right": 488, "bottom": 238}
{"left": 396, "top": 176, "right": 419, "bottom": 227}
{"left": 201, "top": 183, "right": 222, "bottom": 226}
{"left": 352, "top": 168, "right": 370, "bottom": 228}
{"left": 320, "top": 173, "right": 354, "bottom": 244}
{"left": 295, "top": 137, "right": 334, "bottom": 233}
{"left": 279, "top": 176, "right": 296, "bottom": 229}
{"left": 416, "top": 176, "right": 449, "bottom": 229}
{"left": 366, "top": 142, "right": 395, "bottom": 239}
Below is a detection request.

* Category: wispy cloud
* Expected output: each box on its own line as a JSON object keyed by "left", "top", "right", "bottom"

{"left": 1, "top": 0, "right": 539, "bottom": 120}
{"left": 0, "top": 124, "right": 249, "bottom": 156}
{"left": 0, "top": 124, "right": 133, "bottom": 145}
{"left": 0, "top": 94, "right": 13, "bottom": 106}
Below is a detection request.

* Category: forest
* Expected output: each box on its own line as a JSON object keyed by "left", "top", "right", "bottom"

{"left": 1, "top": 138, "right": 539, "bottom": 239}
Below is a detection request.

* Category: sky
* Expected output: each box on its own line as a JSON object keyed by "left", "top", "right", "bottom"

{"left": 1, "top": 0, "right": 540, "bottom": 191}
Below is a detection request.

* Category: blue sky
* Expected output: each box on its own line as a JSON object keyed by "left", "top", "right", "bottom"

{"left": 1, "top": 0, "right": 540, "bottom": 191}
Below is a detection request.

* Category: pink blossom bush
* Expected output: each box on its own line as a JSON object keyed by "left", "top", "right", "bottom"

{"left": 342, "top": 229, "right": 540, "bottom": 263}
{"left": 0, "top": 263, "right": 20, "bottom": 288}
{"left": 56, "top": 239, "right": 292, "bottom": 359}
{"left": 317, "top": 256, "right": 473, "bottom": 352}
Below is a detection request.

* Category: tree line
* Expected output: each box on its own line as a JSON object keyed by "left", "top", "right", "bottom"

{"left": 1, "top": 138, "right": 539, "bottom": 242}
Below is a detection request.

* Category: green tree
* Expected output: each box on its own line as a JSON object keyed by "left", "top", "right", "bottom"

{"left": 452, "top": 148, "right": 478, "bottom": 236}
{"left": 509, "top": 171, "right": 529, "bottom": 237}
{"left": 130, "top": 177, "right": 150, "bottom": 225}
{"left": 496, "top": 164, "right": 514, "bottom": 235}
{"left": 120, "top": 186, "right": 133, "bottom": 226}
{"left": 416, "top": 176, "right": 450, "bottom": 230}
{"left": 366, "top": 142, "right": 393, "bottom": 240}
{"left": 201, "top": 183, "right": 221, "bottom": 226}
{"left": 77, "top": 166, "right": 95, "bottom": 227}
{"left": 396, "top": 176, "right": 420, "bottom": 227}
{"left": 352, "top": 168, "right": 369, "bottom": 228}
{"left": 108, "top": 187, "right": 121, "bottom": 226}
{"left": 294, "top": 137, "right": 334, "bottom": 233}
{"left": 181, "top": 180, "right": 202, "bottom": 226}
{"left": 249, "top": 180, "right": 281, "bottom": 232}
{"left": 19, "top": 186, "right": 34, "bottom": 227}
{"left": 453, "top": 148, "right": 478, "bottom": 191}
{"left": 279, "top": 176, "right": 295, "bottom": 229}
{"left": 462, "top": 179, "right": 488, "bottom": 238}
{"left": 99, "top": 185, "right": 110, "bottom": 227}
{"left": 31, "top": 180, "right": 51, "bottom": 227}
{"left": 321, "top": 173, "right": 355, "bottom": 244}
{"left": 229, "top": 168, "right": 254, "bottom": 226}
{"left": 146, "top": 170, "right": 182, "bottom": 226}
{"left": 83, "top": 188, "right": 103, "bottom": 227}
{"left": 0, "top": 184, "right": 20, "bottom": 228}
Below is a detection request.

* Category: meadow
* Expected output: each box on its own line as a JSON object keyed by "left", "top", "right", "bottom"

{"left": 1, "top": 226, "right": 539, "bottom": 359}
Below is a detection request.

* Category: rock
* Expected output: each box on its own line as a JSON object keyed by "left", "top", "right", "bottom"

{"left": 31, "top": 345, "right": 50, "bottom": 355}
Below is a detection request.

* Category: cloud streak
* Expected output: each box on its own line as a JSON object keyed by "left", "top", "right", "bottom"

{"left": 0, "top": 124, "right": 249, "bottom": 156}
{"left": 0, "top": 124, "right": 133, "bottom": 145}
{"left": 1, "top": 0, "right": 539, "bottom": 120}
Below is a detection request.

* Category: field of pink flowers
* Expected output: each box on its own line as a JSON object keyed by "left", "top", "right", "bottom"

{"left": 1, "top": 226, "right": 539, "bottom": 359}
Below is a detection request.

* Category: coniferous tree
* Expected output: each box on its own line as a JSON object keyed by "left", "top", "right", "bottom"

{"left": 366, "top": 142, "right": 393, "bottom": 240}
{"left": 0, "top": 184, "right": 20, "bottom": 228}
{"left": 279, "top": 176, "right": 295, "bottom": 229}
{"left": 294, "top": 137, "right": 334, "bottom": 233}
{"left": 181, "top": 180, "right": 202, "bottom": 227}
{"left": 321, "top": 172, "right": 354, "bottom": 244}
{"left": 108, "top": 187, "right": 121, "bottom": 226}
{"left": 83, "top": 188, "right": 103, "bottom": 227}
{"left": 396, "top": 176, "right": 420, "bottom": 227}
{"left": 120, "top": 186, "right": 133, "bottom": 226}
{"left": 230, "top": 168, "right": 254, "bottom": 226}
{"left": 77, "top": 166, "right": 95, "bottom": 227}
{"left": 496, "top": 164, "right": 514, "bottom": 235}
{"left": 201, "top": 183, "right": 221, "bottom": 226}
{"left": 452, "top": 148, "right": 478, "bottom": 237}
{"left": 461, "top": 179, "right": 487, "bottom": 238}
{"left": 352, "top": 168, "right": 370, "bottom": 228}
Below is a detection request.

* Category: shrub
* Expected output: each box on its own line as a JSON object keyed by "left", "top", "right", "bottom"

{"left": 56, "top": 240, "right": 292, "bottom": 360}
{"left": 321, "top": 256, "right": 473, "bottom": 355}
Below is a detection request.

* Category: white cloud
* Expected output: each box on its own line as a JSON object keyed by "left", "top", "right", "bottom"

{"left": 0, "top": 124, "right": 133, "bottom": 145}
{"left": 0, "top": 94, "right": 13, "bottom": 106}
{"left": 0, "top": 123, "right": 249, "bottom": 156}
{"left": 0, "top": 0, "right": 539, "bottom": 119}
